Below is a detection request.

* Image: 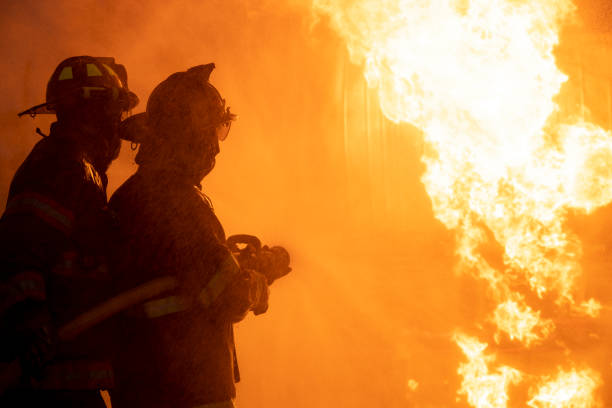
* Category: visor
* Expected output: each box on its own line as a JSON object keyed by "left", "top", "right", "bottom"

{"left": 207, "top": 106, "right": 237, "bottom": 141}
{"left": 216, "top": 106, "right": 237, "bottom": 141}
{"left": 216, "top": 121, "right": 232, "bottom": 141}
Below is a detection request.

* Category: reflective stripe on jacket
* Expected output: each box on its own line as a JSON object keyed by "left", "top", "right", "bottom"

{"left": 4, "top": 192, "right": 75, "bottom": 235}
{"left": 39, "top": 360, "right": 114, "bottom": 390}
{"left": 139, "top": 253, "right": 241, "bottom": 319}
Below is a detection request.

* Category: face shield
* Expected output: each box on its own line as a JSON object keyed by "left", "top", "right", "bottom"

{"left": 207, "top": 106, "right": 237, "bottom": 141}
{"left": 216, "top": 120, "right": 232, "bottom": 141}
{"left": 199, "top": 118, "right": 233, "bottom": 143}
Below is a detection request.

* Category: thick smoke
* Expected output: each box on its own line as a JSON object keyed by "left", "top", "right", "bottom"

{"left": 0, "top": 1, "right": 610, "bottom": 407}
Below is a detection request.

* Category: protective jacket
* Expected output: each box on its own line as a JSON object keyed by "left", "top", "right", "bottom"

{"left": 0, "top": 123, "right": 116, "bottom": 406}
{"left": 109, "top": 166, "right": 263, "bottom": 408}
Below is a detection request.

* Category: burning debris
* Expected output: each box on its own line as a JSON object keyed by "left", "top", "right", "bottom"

{"left": 315, "top": 0, "right": 612, "bottom": 405}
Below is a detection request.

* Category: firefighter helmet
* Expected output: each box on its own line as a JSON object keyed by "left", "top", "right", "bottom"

{"left": 134, "top": 63, "right": 236, "bottom": 144}
{"left": 18, "top": 56, "right": 139, "bottom": 117}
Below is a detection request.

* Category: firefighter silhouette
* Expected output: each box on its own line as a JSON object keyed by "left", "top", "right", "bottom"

{"left": 0, "top": 56, "right": 138, "bottom": 407}
{"left": 109, "top": 64, "right": 283, "bottom": 408}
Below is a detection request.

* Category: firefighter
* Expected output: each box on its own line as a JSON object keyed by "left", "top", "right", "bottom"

{"left": 0, "top": 56, "right": 138, "bottom": 406}
{"left": 109, "top": 64, "right": 269, "bottom": 408}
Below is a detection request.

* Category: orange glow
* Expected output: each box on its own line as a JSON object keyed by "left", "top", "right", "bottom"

{"left": 2, "top": 1, "right": 612, "bottom": 407}
{"left": 315, "top": 0, "right": 611, "bottom": 405}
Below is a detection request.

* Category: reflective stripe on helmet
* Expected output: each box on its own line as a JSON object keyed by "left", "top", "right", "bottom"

{"left": 58, "top": 66, "right": 73, "bottom": 80}
{"left": 86, "top": 63, "right": 103, "bottom": 77}
{"left": 0, "top": 271, "right": 46, "bottom": 315}
{"left": 20, "top": 56, "right": 139, "bottom": 117}
{"left": 5, "top": 192, "right": 75, "bottom": 235}
{"left": 81, "top": 86, "right": 110, "bottom": 99}
{"left": 101, "top": 63, "right": 123, "bottom": 87}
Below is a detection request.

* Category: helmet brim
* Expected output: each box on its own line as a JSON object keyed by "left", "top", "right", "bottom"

{"left": 126, "top": 91, "right": 139, "bottom": 111}
{"left": 19, "top": 89, "right": 139, "bottom": 118}
{"left": 17, "top": 102, "right": 55, "bottom": 117}
{"left": 119, "top": 112, "right": 148, "bottom": 142}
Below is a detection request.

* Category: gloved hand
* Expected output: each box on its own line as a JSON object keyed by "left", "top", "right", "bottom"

{"left": 248, "top": 270, "right": 269, "bottom": 316}
{"left": 18, "top": 325, "right": 56, "bottom": 381}
{"left": 222, "top": 269, "right": 269, "bottom": 322}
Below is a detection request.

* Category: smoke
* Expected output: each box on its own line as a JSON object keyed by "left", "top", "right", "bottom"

{"left": 1, "top": 0, "right": 611, "bottom": 407}
{"left": 1, "top": 1, "right": 440, "bottom": 406}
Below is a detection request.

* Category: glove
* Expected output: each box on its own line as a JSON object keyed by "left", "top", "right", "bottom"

{"left": 18, "top": 325, "right": 56, "bottom": 381}
{"left": 248, "top": 270, "right": 269, "bottom": 316}
{"left": 222, "top": 269, "right": 269, "bottom": 322}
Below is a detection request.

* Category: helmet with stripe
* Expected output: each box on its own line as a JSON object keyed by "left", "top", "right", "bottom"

{"left": 18, "top": 56, "right": 139, "bottom": 117}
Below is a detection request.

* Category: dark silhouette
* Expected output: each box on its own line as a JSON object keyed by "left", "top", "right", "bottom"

{"left": 109, "top": 64, "right": 289, "bottom": 408}
{"left": 0, "top": 56, "right": 138, "bottom": 407}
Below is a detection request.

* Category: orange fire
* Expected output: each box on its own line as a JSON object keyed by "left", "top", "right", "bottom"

{"left": 491, "top": 296, "right": 554, "bottom": 347}
{"left": 315, "top": 0, "right": 611, "bottom": 405}
{"left": 527, "top": 367, "right": 603, "bottom": 408}
{"left": 455, "top": 333, "right": 523, "bottom": 408}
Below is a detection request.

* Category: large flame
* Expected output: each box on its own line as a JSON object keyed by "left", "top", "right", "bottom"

{"left": 455, "top": 333, "right": 523, "bottom": 408}
{"left": 527, "top": 368, "right": 603, "bottom": 408}
{"left": 315, "top": 0, "right": 612, "bottom": 406}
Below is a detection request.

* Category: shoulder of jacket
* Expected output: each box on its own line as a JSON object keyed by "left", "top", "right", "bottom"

{"left": 10, "top": 139, "right": 103, "bottom": 200}
{"left": 21, "top": 137, "right": 86, "bottom": 175}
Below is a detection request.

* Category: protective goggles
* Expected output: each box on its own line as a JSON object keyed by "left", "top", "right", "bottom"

{"left": 208, "top": 106, "right": 237, "bottom": 141}
{"left": 216, "top": 120, "right": 232, "bottom": 141}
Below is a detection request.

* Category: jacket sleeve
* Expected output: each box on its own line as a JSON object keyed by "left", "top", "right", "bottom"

{"left": 0, "top": 202, "right": 69, "bottom": 375}
{"left": 198, "top": 247, "right": 269, "bottom": 322}
{"left": 167, "top": 211, "right": 269, "bottom": 323}
{"left": 0, "top": 162, "right": 87, "bottom": 368}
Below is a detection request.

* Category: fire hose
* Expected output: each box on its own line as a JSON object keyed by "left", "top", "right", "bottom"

{"left": 0, "top": 276, "right": 178, "bottom": 394}
{"left": 1, "top": 235, "right": 290, "bottom": 394}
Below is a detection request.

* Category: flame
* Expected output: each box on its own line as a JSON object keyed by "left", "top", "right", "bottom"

{"left": 491, "top": 296, "right": 554, "bottom": 347}
{"left": 527, "top": 367, "right": 602, "bottom": 408}
{"left": 455, "top": 333, "right": 522, "bottom": 408}
{"left": 314, "top": 0, "right": 612, "bottom": 405}
{"left": 577, "top": 298, "right": 602, "bottom": 318}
